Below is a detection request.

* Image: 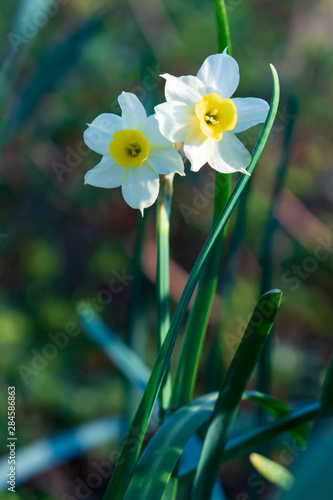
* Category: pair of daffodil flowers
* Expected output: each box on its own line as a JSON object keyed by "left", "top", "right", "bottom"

{"left": 84, "top": 49, "right": 269, "bottom": 215}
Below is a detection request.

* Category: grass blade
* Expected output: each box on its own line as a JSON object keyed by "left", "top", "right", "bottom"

{"left": 127, "top": 213, "right": 150, "bottom": 418}
{"left": 122, "top": 389, "right": 300, "bottom": 500}
{"left": 244, "top": 391, "right": 308, "bottom": 445}
{"left": 192, "top": 290, "right": 283, "bottom": 499}
{"left": 102, "top": 65, "right": 280, "bottom": 500}
{"left": 123, "top": 393, "right": 217, "bottom": 500}
{"left": 179, "top": 402, "right": 319, "bottom": 484}
{"left": 156, "top": 175, "right": 173, "bottom": 418}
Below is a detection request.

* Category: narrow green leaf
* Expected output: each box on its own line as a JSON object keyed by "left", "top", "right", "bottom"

{"left": 123, "top": 389, "right": 310, "bottom": 500}
{"left": 124, "top": 393, "right": 217, "bottom": 500}
{"left": 127, "top": 213, "right": 149, "bottom": 418}
{"left": 179, "top": 402, "right": 319, "bottom": 484}
{"left": 156, "top": 175, "right": 173, "bottom": 418}
{"left": 192, "top": 290, "right": 283, "bottom": 500}
{"left": 249, "top": 453, "right": 294, "bottom": 490}
{"left": 102, "top": 65, "right": 280, "bottom": 500}
{"left": 243, "top": 391, "right": 309, "bottom": 446}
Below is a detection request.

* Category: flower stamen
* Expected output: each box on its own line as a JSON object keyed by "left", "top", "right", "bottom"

{"left": 109, "top": 130, "right": 149, "bottom": 167}
{"left": 126, "top": 143, "right": 142, "bottom": 156}
{"left": 195, "top": 93, "right": 237, "bottom": 140}
{"left": 204, "top": 109, "right": 220, "bottom": 126}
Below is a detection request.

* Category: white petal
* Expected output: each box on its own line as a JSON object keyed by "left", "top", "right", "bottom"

{"left": 184, "top": 132, "right": 216, "bottom": 172}
{"left": 155, "top": 101, "right": 194, "bottom": 143}
{"left": 88, "top": 113, "right": 123, "bottom": 134}
{"left": 162, "top": 73, "right": 206, "bottom": 106}
{"left": 121, "top": 164, "right": 160, "bottom": 211}
{"left": 232, "top": 97, "right": 269, "bottom": 133}
{"left": 143, "top": 115, "right": 171, "bottom": 145}
{"left": 84, "top": 156, "right": 128, "bottom": 188}
{"left": 84, "top": 113, "right": 122, "bottom": 155}
{"left": 147, "top": 145, "right": 185, "bottom": 176}
{"left": 118, "top": 92, "right": 147, "bottom": 130}
{"left": 196, "top": 48, "right": 239, "bottom": 98}
{"left": 209, "top": 132, "right": 251, "bottom": 174}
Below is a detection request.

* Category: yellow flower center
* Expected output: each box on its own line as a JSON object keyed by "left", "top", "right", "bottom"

{"left": 195, "top": 93, "right": 237, "bottom": 141}
{"left": 109, "top": 129, "right": 150, "bottom": 167}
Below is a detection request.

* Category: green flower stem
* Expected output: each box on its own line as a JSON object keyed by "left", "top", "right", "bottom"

{"left": 171, "top": 0, "right": 232, "bottom": 407}
{"left": 156, "top": 174, "right": 173, "bottom": 419}
{"left": 214, "top": 0, "right": 231, "bottom": 55}
{"left": 172, "top": 174, "right": 231, "bottom": 406}
{"left": 128, "top": 214, "right": 148, "bottom": 419}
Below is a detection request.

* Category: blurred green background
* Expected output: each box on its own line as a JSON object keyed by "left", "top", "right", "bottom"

{"left": 0, "top": 0, "right": 333, "bottom": 498}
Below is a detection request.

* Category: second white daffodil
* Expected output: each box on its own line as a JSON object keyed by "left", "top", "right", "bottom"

{"left": 155, "top": 48, "right": 269, "bottom": 175}
{"left": 84, "top": 92, "right": 184, "bottom": 214}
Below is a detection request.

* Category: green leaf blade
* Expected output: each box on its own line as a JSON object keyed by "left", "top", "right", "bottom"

{"left": 243, "top": 391, "right": 309, "bottom": 446}
{"left": 191, "top": 290, "right": 283, "bottom": 500}
{"left": 103, "top": 65, "right": 280, "bottom": 500}
{"left": 124, "top": 393, "right": 218, "bottom": 500}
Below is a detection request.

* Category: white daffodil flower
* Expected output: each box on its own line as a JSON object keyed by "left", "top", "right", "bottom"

{"left": 155, "top": 48, "right": 269, "bottom": 175}
{"left": 84, "top": 92, "right": 184, "bottom": 214}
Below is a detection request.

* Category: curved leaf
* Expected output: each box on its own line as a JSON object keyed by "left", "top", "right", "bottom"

{"left": 124, "top": 388, "right": 313, "bottom": 500}
{"left": 243, "top": 391, "right": 308, "bottom": 445}
{"left": 180, "top": 402, "right": 319, "bottom": 484}
{"left": 192, "top": 290, "right": 282, "bottom": 500}
{"left": 124, "top": 393, "right": 217, "bottom": 500}
{"left": 103, "top": 64, "right": 280, "bottom": 500}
